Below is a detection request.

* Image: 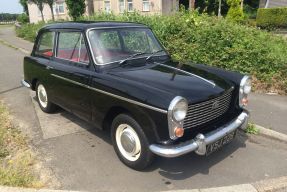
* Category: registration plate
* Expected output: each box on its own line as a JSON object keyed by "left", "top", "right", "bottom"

{"left": 206, "top": 130, "right": 237, "bottom": 156}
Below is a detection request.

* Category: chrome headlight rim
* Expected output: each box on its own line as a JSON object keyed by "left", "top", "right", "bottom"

{"left": 240, "top": 75, "right": 252, "bottom": 95}
{"left": 169, "top": 96, "right": 188, "bottom": 122}
{"left": 167, "top": 96, "right": 188, "bottom": 140}
{"left": 239, "top": 75, "right": 251, "bottom": 107}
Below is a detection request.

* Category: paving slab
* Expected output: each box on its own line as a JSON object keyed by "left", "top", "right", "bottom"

{"left": 0, "top": 26, "right": 33, "bottom": 52}
{"left": 248, "top": 93, "right": 287, "bottom": 135}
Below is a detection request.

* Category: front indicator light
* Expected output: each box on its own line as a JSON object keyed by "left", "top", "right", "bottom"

{"left": 174, "top": 127, "right": 184, "bottom": 137}
{"left": 241, "top": 97, "right": 248, "bottom": 106}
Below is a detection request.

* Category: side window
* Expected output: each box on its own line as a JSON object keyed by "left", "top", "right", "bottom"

{"left": 57, "top": 32, "right": 89, "bottom": 64}
{"left": 36, "top": 31, "right": 55, "bottom": 57}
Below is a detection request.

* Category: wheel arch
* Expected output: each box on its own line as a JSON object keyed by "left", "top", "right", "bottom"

{"left": 31, "top": 78, "right": 39, "bottom": 91}
{"left": 102, "top": 105, "right": 160, "bottom": 143}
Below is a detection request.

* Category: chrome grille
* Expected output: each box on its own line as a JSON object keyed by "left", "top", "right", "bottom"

{"left": 183, "top": 89, "right": 233, "bottom": 129}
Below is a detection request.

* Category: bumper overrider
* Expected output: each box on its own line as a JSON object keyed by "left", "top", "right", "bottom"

{"left": 149, "top": 110, "right": 249, "bottom": 157}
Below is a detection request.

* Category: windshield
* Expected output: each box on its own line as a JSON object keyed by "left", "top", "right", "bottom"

{"left": 88, "top": 28, "right": 166, "bottom": 64}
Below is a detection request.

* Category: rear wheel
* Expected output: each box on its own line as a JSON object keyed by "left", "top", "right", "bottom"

{"left": 36, "top": 82, "right": 57, "bottom": 113}
{"left": 111, "top": 114, "right": 154, "bottom": 170}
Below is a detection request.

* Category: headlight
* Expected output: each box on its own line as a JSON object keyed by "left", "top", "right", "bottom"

{"left": 168, "top": 96, "right": 188, "bottom": 139}
{"left": 239, "top": 76, "right": 251, "bottom": 107}
{"left": 172, "top": 98, "right": 188, "bottom": 121}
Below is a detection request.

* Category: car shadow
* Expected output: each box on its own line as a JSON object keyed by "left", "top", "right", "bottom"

{"left": 147, "top": 131, "right": 247, "bottom": 180}
{"left": 32, "top": 95, "right": 248, "bottom": 180}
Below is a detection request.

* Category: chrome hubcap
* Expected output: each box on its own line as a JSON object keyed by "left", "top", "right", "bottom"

{"left": 37, "top": 84, "right": 48, "bottom": 108}
{"left": 121, "top": 130, "right": 136, "bottom": 154}
{"left": 116, "top": 124, "right": 141, "bottom": 161}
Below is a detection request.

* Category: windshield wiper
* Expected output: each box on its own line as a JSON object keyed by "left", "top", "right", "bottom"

{"left": 146, "top": 50, "right": 165, "bottom": 61}
{"left": 119, "top": 52, "right": 147, "bottom": 65}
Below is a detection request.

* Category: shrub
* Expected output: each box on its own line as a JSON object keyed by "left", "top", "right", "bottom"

{"left": 15, "top": 22, "right": 45, "bottom": 42}
{"left": 16, "top": 11, "right": 287, "bottom": 93}
{"left": 226, "top": 0, "right": 244, "bottom": 23}
{"left": 65, "top": 0, "right": 86, "bottom": 20}
{"left": 257, "top": 7, "right": 287, "bottom": 29}
{"left": 16, "top": 13, "right": 29, "bottom": 24}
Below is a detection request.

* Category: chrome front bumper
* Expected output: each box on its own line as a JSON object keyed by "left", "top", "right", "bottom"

{"left": 21, "top": 79, "right": 31, "bottom": 88}
{"left": 149, "top": 111, "right": 249, "bottom": 157}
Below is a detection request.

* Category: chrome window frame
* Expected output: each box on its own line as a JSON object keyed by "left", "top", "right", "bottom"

{"left": 55, "top": 31, "right": 90, "bottom": 65}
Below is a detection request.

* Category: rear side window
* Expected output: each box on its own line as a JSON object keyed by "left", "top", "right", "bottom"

{"left": 36, "top": 31, "right": 55, "bottom": 57}
{"left": 56, "top": 32, "right": 89, "bottom": 64}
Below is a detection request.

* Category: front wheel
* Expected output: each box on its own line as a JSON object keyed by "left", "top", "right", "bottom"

{"left": 36, "top": 82, "right": 57, "bottom": 113}
{"left": 111, "top": 114, "right": 154, "bottom": 170}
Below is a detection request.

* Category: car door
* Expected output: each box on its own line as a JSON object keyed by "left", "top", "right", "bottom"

{"left": 48, "top": 30, "right": 93, "bottom": 121}
{"left": 32, "top": 30, "right": 56, "bottom": 96}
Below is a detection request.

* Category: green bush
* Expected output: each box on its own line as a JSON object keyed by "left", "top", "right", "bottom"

{"left": 16, "top": 11, "right": 287, "bottom": 93}
{"left": 16, "top": 13, "right": 29, "bottom": 24}
{"left": 15, "top": 22, "right": 45, "bottom": 42}
{"left": 226, "top": 0, "right": 244, "bottom": 23}
{"left": 257, "top": 7, "right": 287, "bottom": 29}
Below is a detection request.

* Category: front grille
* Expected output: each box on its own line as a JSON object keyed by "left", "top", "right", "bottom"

{"left": 183, "top": 88, "right": 233, "bottom": 129}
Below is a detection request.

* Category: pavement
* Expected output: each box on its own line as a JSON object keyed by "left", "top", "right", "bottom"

{"left": 0, "top": 26, "right": 287, "bottom": 192}
{"left": 248, "top": 93, "right": 287, "bottom": 135}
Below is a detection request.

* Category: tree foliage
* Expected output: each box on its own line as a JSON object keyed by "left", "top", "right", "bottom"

{"left": 19, "top": 0, "right": 29, "bottom": 15}
{"left": 65, "top": 0, "right": 86, "bottom": 21}
{"left": 0, "top": 13, "right": 18, "bottom": 21}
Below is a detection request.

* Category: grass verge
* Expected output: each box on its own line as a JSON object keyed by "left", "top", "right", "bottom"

{"left": 245, "top": 123, "right": 260, "bottom": 135}
{"left": 0, "top": 101, "right": 41, "bottom": 187}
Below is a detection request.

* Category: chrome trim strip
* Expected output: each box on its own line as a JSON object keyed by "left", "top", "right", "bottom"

{"left": 21, "top": 80, "right": 31, "bottom": 88}
{"left": 156, "top": 63, "right": 216, "bottom": 87}
{"left": 149, "top": 111, "right": 249, "bottom": 157}
{"left": 51, "top": 74, "right": 167, "bottom": 113}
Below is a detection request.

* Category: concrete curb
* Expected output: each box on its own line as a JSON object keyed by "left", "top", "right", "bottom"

{"left": 1, "top": 176, "right": 287, "bottom": 192}
{"left": 255, "top": 124, "right": 287, "bottom": 144}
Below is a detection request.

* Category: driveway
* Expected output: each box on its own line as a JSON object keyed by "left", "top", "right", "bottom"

{"left": 0, "top": 26, "right": 287, "bottom": 191}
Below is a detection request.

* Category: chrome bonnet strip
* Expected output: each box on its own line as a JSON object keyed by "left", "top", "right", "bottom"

{"left": 157, "top": 63, "right": 216, "bottom": 87}
{"left": 51, "top": 74, "right": 167, "bottom": 114}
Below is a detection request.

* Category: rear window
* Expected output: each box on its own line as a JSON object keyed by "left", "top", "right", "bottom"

{"left": 35, "top": 31, "right": 55, "bottom": 57}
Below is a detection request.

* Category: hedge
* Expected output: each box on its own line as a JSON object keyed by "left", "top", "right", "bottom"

{"left": 257, "top": 7, "right": 287, "bottom": 29}
{"left": 16, "top": 11, "right": 287, "bottom": 93}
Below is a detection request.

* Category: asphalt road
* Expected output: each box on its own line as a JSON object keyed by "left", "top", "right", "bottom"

{"left": 0, "top": 26, "right": 287, "bottom": 191}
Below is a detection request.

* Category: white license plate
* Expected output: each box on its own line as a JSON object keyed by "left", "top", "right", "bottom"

{"left": 206, "top": 130, "right": 237, "bottom": 156}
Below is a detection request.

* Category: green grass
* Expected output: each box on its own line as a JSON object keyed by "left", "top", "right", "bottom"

{"left": 0, "top": 102, "right": 40, "bottom": 187}
{"left": 245, "top": 123, "right": 260, "bottom": 134}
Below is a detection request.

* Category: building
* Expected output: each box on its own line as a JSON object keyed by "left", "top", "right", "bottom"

{"left": 259, "top": 0, "right": 287, "bottom": 8}
{"left": 28, "top": 0, "right": 195, "bottom": 23}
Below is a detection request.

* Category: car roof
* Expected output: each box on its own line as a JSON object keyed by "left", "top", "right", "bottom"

{"left": 41, "top": 21, "right": 148, "bottom": 31}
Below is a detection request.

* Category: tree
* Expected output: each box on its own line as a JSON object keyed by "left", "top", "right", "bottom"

{"left": 31, "top": 0, "right": 45, "bottom": 21}
{"left": 226, "top": 0, "right": 244, "bottom": 22}
{"left": 65, "top": 0, "right": 86, "bottom": 21}
{"left": 45, "top": 0, "right": 55, "bottom": 21}
{"left": 19, "top": 0, "right": 29, "bottom": 15}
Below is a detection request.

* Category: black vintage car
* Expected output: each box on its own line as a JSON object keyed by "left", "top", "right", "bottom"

{"left": 22, "top": 21, "right": 251, "bottom": 170}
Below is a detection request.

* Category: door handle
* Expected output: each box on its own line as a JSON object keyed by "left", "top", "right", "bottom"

{"left": 46, "top": 66, "right": 54, "bottom": 70}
